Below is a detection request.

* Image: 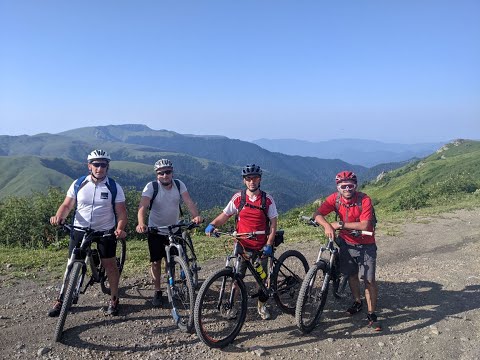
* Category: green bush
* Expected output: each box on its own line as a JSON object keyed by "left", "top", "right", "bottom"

{"left": 392, "top": 188, "right": 430, "bottom": 211}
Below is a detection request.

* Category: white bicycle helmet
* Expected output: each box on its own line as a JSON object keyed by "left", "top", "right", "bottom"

{"left": 154, "top": 159, "right": 173, "bottom": 171}
{"left": 87, "top": 149, "right": 111, "bottom": 162}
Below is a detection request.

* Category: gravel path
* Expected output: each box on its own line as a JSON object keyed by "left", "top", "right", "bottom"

{"left": 1, "top": 208, "right": 479, "bottom": 360}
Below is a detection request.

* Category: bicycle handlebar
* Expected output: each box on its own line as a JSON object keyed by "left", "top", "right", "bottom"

{"left": 214, "top": 230, "right": 266, "bottom": 237}
{"left": 149, "top": 219, "right": 203, "bottom": 234}
{"left": 62, "top": 224, "right": 113, "bottom": 238}
{"left": 300, "top": 216, "right": 373, "bottom": 236}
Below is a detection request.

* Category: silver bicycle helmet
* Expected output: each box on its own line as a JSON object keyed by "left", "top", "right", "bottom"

{"left": 154, "top": 159, "right": 173, "bottom": 171}
{"left": 87, "top": 149, "right": 111, "bottom": 162}
{"left": 242, "top": 164, "right": 262, "bottom": 177}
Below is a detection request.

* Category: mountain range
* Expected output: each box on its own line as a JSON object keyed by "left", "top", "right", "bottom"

{"left": 0, "top": 124, "right": 438, "bottom": 212}
{"left": 252, "top": 138, "right": 444, "bottom": 167}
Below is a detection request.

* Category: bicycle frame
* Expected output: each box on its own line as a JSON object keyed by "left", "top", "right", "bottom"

{"left": 58, "top": 226, "right": 110, "bottom": 300}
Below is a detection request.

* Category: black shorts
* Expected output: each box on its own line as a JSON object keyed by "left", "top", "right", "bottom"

{"left": 147, "top": 232, "right": 171, "bottom": 262}
{"left": 69, "top": 229, "right": 117, "bottom": 259}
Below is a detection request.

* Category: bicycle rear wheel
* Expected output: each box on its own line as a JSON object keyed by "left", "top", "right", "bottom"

{"left": 54, "top": 262, "right": 82, "bottom": 342}
{"left": 182, "top": 231, "right": 199, "bottom": 289}
{"left": 194, "top": 268, "right": 247, "bottom": 348}
{"left": 100, "top": 237, "right": 127, "bottom": 295}
{"left": 271, "top": 249, "right": 309, "bottom": 314}
{"left": 295, "top": 260, "right": 329, "bottom": 334}
{"left": 168, "top": 255, "right": 195, "bottom": 332}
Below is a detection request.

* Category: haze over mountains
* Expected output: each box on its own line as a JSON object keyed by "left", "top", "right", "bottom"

{"left": 0, "top": 124, "right": 445, "bottom": 212}
{"left": 252, "top": 138, "right": 444, "bottom": 167}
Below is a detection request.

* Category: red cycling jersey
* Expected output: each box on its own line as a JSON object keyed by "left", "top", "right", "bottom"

{"left": 317, "top": 192, "right": 376, "bottom": 245}
{"left": 224, "top": 191, "right": 276, "bottom": 251}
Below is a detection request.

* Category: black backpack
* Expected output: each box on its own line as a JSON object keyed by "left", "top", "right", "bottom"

{"left": 334, "top": 192, "right": 377, "bottom": 230}
{"left": 149, "top": 179, "right": 183, "bottom": 217}
{"left": 236, "top": 189, "right": 270, "bottom": 234}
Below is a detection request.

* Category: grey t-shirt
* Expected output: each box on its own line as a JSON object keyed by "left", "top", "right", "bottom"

{"left": 142, "top": 179, "right": 187, "bottom": 232}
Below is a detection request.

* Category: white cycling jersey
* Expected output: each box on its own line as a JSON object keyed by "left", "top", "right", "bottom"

{"left": 66, "top": 175, "right": 125, "bottom": 231}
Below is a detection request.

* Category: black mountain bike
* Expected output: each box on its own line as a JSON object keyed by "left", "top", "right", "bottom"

{"left": 148, "top": 220, "right": 201, "bottom": 333}
{"left": 54, "top": 224, "right": 126, "bottom": 342}
{"left": 295, "top": 216, "right": 372, "bottom": 334}
{"left": 194, "top": 230, "right": 309, "bottom": 348}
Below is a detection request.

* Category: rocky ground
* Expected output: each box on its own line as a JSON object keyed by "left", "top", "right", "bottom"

{"left": 1, "top": 208, "right": 480, "bottom": 360}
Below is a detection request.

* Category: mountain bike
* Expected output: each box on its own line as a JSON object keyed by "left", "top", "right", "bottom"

{"left": 148, "top": 220, "right": 201, "bottom": 333}
{"left": 54, "top": 224, "right": 126, "bottom": 342}
{"left": 194, "top": 230, "right": 309, "bottom": 348}
{"left": 295, "top": 216, "right": 372, "bottom": 334}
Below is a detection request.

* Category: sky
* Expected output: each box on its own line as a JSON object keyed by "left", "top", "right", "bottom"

{"left": 1, "top": 0, "right": 479, "bottom": 144}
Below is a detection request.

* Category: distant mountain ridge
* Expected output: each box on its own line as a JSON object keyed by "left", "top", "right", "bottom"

{"left": 0, "top": 124, "right": 431, "bottom": 211}
{"left": 252, "top": 138, "right": 445, "bottom": 167}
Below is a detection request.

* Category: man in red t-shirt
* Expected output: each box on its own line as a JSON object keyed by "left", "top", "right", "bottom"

{"left": 205, "top": 164, "right": 278, "bottom": 320}
{"left": 313, "top": 171, "right": 381, "bottom": 331}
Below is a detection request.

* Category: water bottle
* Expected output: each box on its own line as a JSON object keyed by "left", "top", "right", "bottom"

{"left": 254, "top": 260, "right": 267, "bottom": 280}
{"left": 168, "top": 276, "right": 174, "bottom": 286}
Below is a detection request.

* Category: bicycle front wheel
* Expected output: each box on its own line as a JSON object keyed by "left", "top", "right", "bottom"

{"left": 100, "top": 237, "right": 127, "bottom": 295}
{"left": 271, "top": 250, "right": 309, "bottom": 314}
{"left": 169, "top": 255, "right": 195, "bottom": 332}
{"left": 54, "top": 262, "right": 82, "bottom": 342}
{"left": 182, "top": 231, "right": 199, "bottom": 289}
{"left": 295, "top": 260, "right": 329, "bottom": 334}
{"left": 194, "top": 268, "right": 247, "bottom": 348}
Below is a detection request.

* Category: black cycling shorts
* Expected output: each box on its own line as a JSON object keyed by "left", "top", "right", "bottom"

{"left": 147, "top": 232, "right": 170, "bottom": 263}
{"left": 69, "top": 228, "right": 117, "bottom": 259}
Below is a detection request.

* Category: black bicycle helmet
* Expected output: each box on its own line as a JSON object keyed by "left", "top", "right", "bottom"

{"left": 242, "top": 164, "right": 262, "bottom": 177}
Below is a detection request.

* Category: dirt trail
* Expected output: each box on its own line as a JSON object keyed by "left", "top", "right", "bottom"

{"left": 1, "top": 208, "right": 479, "bottom": 360}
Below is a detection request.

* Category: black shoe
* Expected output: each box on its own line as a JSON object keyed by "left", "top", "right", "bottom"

{"left": 152, "top": 291, "right": 163, "bottom": 308}
{"left": 346, "top": 301, "right": 363, "bottom": 315}
{"left": 48, "top": 300, "right": 62, "bottom": 317}
{"left": 107, "top": 299, "right": 119, "bottom": 316}
{"left": 367, "top": 313, "right": 383, "bottom": 331}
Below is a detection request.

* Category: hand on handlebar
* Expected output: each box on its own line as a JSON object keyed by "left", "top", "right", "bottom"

{"left": 192, "top": 216, "right": 204, "bottom": 224}
{"left": 205, "top": 223, "right": 219, "bottom": 237}
{"left": 50, "top": 215, "right": 66, "bottom": 226}
{"left": 136, "top": 224, "right": 148, "bottom": 234}
{"left": 262, "top": 244, "right": 273, "bottom": 257}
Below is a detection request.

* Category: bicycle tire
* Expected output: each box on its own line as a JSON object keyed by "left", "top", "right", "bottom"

{"left": 100, "top": 236, "right": 127, "bottom": 295}
{"left": 271, "top": 249, "right": 309, "bottom": 314}
{"left": 168, "top": 255, "right": 195, "bottom": 332}
{"left": 194, "top": 268, "right": 247, "bottom": 348}
{"left": 295, "top": 260, "right": 329, "bottom": 334}
{"left": 54, "top": 262, "right": 82, "bottom": 342}
{"left": 182, "top": 231, "right": 199, "bottom": 289}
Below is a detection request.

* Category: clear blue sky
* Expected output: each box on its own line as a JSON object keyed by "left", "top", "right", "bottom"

{"left": 1, "top": 0, "right": 479, "bottom": 143}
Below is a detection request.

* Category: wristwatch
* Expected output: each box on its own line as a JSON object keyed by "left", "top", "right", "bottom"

{"left": 338, "top": 221, "right": 344, "bottom": 230}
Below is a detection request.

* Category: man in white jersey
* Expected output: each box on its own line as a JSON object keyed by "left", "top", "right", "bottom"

{"left": 136, "top": 159, "right": 203, "bottom": 307}
{"left": 48, "top": 149, "right": 128, "bottom": 316}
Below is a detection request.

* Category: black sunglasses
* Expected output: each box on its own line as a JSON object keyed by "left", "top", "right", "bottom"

{"left": 157, "top": 170, "right": 173, "bottom": 175}
{"left": 91, "top": 162, "right": 108, "bottom": 168}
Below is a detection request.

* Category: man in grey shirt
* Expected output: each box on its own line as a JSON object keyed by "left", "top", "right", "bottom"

{"left": 136, "top": 159, "right": 202, "bottom": 307}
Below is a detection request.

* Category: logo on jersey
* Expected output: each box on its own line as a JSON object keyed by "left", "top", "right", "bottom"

{"left": 100, "top": 192, "right": 109, "bottom": 200}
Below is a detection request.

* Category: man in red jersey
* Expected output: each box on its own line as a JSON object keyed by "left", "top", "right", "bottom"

{"left": 313, "top": 171, "right": 381, "bottom": 331}
{"left": 205, "top": 164, "right": 278, "bottom": 320}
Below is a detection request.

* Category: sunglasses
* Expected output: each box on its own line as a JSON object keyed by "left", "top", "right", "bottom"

{"left": 157, "top": 170, "right": 173, "bottom": 176}
{"left": 338, "top": 184, "right": 356, "bottom": 190}
{"left": 244, "top": 176, "right": 261, "bottom": 182}
{"left": 90, "top": 162, "right": 108, "bottom": 168}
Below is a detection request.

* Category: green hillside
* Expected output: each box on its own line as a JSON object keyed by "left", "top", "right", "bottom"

{"left": 362, "top": 139, "right": 480, "bottom": 211}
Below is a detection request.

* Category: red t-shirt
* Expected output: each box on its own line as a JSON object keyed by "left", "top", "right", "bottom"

{"left": 317, "top": 192, "right": 376, "bottom": 245}
{"left": 224, "top": 191, "right": 276, "bottom": 251}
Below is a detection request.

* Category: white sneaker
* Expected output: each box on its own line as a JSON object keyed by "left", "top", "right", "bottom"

{"left": 257, "top": 301, "right": 271, "bottom": 320}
